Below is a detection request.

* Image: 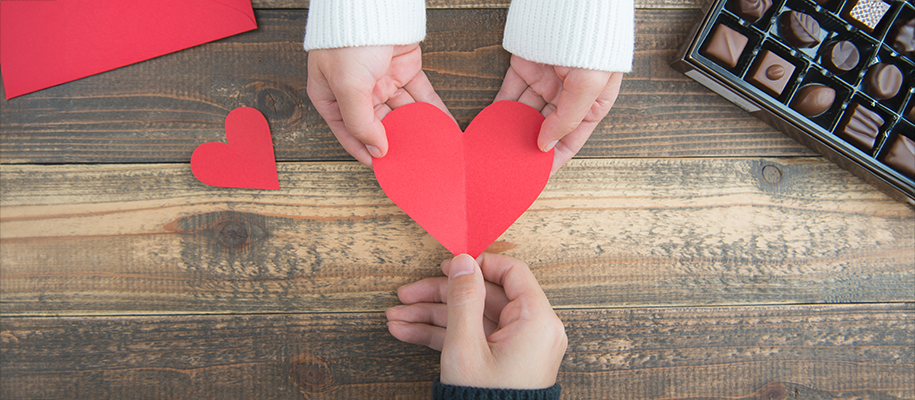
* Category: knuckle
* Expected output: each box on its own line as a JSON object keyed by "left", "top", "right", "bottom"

{"left": 448, "top": 282, "right": 481, "bottom": 307}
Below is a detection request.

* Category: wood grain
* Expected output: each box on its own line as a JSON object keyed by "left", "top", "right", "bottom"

{"left": 1, "top": 304, "right": 911, "bottom": 399}
{"left": 252, "top": 0, "right": 709, "bottom": 9}
{"left": 0, "top": 8, "right": 807, "bottom": 165}
{"left": 2, "top": 159, "right": 912, "bottom": 316}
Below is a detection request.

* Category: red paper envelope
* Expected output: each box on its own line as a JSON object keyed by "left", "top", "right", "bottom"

{"left": 0, "top": 0, "right": 257, "bottom": 99}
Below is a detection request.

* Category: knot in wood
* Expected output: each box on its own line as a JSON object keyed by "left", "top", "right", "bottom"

{"left": 256, "top": 88, "right": 296, "bottom": 120}
{"left": 216, "top": 221, "right": 250, "bottom": 249}
{"left": 291, "top": 356, "right": 334, "bottom": 392}
{"left": 761, "top": 164, "right": 783, "bottom": 185}
{"left": 760, "top": 381, "right": 788, "bottom": 400}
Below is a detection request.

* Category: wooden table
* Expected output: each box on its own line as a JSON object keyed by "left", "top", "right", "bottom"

{"left": 2, "top": 1, "right": 913, "bottom": 399}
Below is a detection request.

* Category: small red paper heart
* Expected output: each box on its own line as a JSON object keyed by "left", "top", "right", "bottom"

{"left": 374, "top": 101, "right": 552, "bottom": 257}
{"left": 191, "top": 107, "right": 280, "bottom": 190}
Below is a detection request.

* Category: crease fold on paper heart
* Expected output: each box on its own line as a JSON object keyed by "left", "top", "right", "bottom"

{"left": 374, "top": 101, "right": 552, "bottom": 258}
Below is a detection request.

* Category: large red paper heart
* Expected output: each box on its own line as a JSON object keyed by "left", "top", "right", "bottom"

{"left": 191, "top": 107, "right": 280, "bottom": 190}
{"left": 374, "top": 101, "right": 552, "bottom": 257}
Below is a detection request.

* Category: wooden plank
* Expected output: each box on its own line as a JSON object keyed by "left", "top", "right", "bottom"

{"left": 1, "top": 304, "right": 912, "bottom": 399}
{"left": 0, "top": 9, "right": 808, "bottom": 165}
{"left": 252, "top": 0, "right": 708, "bottom": 9}
{"left": 286, "top": 0, "right": 710, "bottom": 9}
{"left": 2, "top": 159, "right": 912, "bottom": 316}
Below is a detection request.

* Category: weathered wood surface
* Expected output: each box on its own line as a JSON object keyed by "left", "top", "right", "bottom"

{"left": 2, "top": 159, "right": 912, "bottom": 316}
{"left": 2, "top": 2, "right": 913, "bottom": 399}
{"left": 0, "top": 8, "right": 809, "bottom": 165}
{"left": 254, "top": 0, "right": 710, "bottom": 9}
{"left": 1, "top": 304, "right": 912, "bottom": 399}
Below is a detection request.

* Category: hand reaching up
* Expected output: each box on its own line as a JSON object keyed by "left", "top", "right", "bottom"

{"left": 386, "top": 253, "right": 567, "bottom": 389}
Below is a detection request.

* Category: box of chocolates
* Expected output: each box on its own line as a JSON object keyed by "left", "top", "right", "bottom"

{"left": 672, "top": 0, "right": 915, "bottom": 204}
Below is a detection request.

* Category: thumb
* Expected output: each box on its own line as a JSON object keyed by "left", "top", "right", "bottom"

{"left": 444, "top": 254, "right": 488, "bottom": 354}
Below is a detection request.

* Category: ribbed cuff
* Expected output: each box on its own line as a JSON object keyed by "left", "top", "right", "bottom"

{"left": 432, "top": 379, "right": 562, "bottom": 400}
{"left": 304, "top": 0, "right": 426, "bottom": 50}
{"left": 502, "top": 0, "right": 634, "bottom": 72}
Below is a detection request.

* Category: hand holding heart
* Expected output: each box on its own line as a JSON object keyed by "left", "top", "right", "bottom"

{"left": 307, "top": 44, "right": 621, "bottom": 176}
{"left": 496, "top": 55, "right": 624, "bottom": 175}
{"left": 306, "top": 45, "right": 452, "bottom": 166}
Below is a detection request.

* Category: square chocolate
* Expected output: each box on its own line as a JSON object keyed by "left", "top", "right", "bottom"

{"left": 702, "top": 24, "right": 748, "bottom": 68}
{"left": 837, "top": 103, "right": 884, "bottom": 151}
{"left": 746, "top": 50, "right": 795, "bottom": 97}
{"left": 842, "top": 0, "right": 891, "bottom": 33}
{"left": 882, "top": 135, "right": 915, "bottom": 178}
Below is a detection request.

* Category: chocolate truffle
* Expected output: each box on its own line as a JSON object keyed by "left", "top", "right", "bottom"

{"left": 791, "top": 84, "right": 836, "bottom": 117}
{"left": 907, "top": 105, "right": 915, "bottom": 121}
{"left": 702, "top": 24, "right": 748, "bottom": 68}
{"left": 837, "top": 103, "right": 883, "bottom": 151}
{"left": 747, "top": 50, "right": 796, "bottom": 97}
{"left": 864, "top": 63, "right": 903, "bottom": 100}
{"left": 882, "top": 135, "right": 915, "bottom": 178}
{"left": 780, "top": 11, "right": 821, "bottom": 48}
{"left": 842, "top": 0, "right": 891, "bottom": 33}
{"left": 732, "top": 0, "right": 772, "bottom": 22}
{"left": 891, "top": 19, "right": 915, "bottom": 56}
{"left": 822, "top": 41, "right": 860, "bottom": 73}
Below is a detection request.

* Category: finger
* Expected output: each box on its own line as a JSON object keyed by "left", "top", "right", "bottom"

{"left": 326, "top": 119, "right": 376, "bottom": 166}
{"left": 444, "top": 254, "right": 489, "bottom": 354}
{"left": 494, "top": 66, "right": 528, "bottom": 102}
{"left": 386, "top": 303, "right": 449, "bottom": 327}
{"left": 329, "top": 78, "right": 389, "bottom": 158}
{"left": 404, "top": 70, "right": 455, "bottom": 122}
{"left": 441, "top": 258, "right": 511, "bottom": 323}
{"left": 548, "top": 73, "right": 623, "bottom": 175}
{"left": 307, "top": 56, "right": 378, "bottom": 166}
{"left": 538, "top": 70, "right": 611, "bottom": 151}
{"left": 383, "top": 87, "right": 416, "bottom": 111}
{"left": 386, "top": 302, "right": 500, "bottom": 338}
{"left": 475, "top": 253, "right": 549, "bottom": 306}
{"left": 387, "top": 321, "right": 447, "bottom": 351}
{"left": 399, "top": 271, "right": 509, "bottom": 326}
{"left": 518, "top": 86, "right": 548, "bottom": 112}
{"left": 396, "top": 276, "right": 448, "bottom": 305}
{"left": 549, "top": 119, "right": 599, "bottom": 175}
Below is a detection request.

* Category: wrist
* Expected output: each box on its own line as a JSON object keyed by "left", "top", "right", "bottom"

{"left": 502, "top": 0, "right": 634, "bottom": 72}
{"left": 433, "top": 379, "right": 562, "bottom": 400}
{"left": 304, "top": 0, "right": 426, "bottom": 50}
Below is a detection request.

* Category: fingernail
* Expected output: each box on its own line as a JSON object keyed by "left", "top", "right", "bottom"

{"left": 387, "top": 305, "right": 406, "bottom": 313}
{"left": 366, "top": 145, "right": 382, "bottom": 158}
{"left": 387, "top": 321, "right": 407, "bottom": 326}
{"left": 450, "top": 254, "right": 475, "bottom": 278}
{"left": 542, "top": 140, "right": 558, "bottom": 152}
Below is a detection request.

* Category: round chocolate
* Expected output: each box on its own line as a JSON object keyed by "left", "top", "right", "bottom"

{"left": 891, "top": 19, "right": 915, "bottom": 56}
{"left": 864, "top": 63, "right": 903, "bottom": 100}
{"left": 822, "top": 41, "right": 860, "bottom": 73}
{"left": 790, "top": 84, "right": 836, "bottom": 117}
{"left": 732, "top": 0, "right": 773, "bottom": 22}
{"left": 780, "top": 11, "right": 821, "bottom": 48}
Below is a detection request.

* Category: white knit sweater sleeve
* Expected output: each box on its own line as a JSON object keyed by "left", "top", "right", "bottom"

{"left": 502, "top": 0, "right": 634, "bottom": 72}
{"left": 303, "top": 0, "right": 426, "bottom": 51}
